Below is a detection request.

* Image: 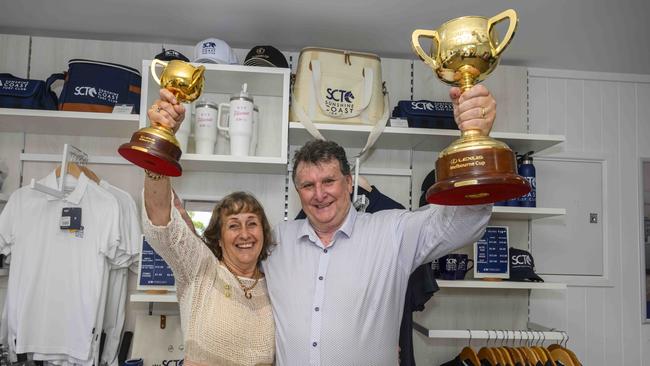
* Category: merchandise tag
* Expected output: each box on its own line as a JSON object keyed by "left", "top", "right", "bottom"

{"left": 389, "top": 118, "right": 408, "bottom": 128}
{"left": 112, "top": 104, "right": 134, "bottom": 114}
{"left": 60, "top": 207, "right": 82, "bottom": 230}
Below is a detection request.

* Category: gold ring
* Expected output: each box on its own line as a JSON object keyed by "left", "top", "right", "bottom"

{"left": 152, "top": 104, "right": 162, "bottom": 113}
{"left": 481, "top": 107, "right": 486, "bottom": 119}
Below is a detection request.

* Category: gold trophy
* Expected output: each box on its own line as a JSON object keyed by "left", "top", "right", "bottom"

{"left": 118, "top": 59, "right": 205, "bottom": 176}
{"left": 411, "top": 9, "right": 530, "bottom": 205}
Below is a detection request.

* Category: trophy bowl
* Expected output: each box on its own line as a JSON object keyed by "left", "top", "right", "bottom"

{"left": 118, "top": 60, "right": 205, "bottom": 176}
{"left": 411, "top": 9, "right": 530, "bottom": 205}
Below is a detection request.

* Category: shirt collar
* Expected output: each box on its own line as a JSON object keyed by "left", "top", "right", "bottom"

{"left": 297, "top": 204, "right": 357, "bottom": 243}
{"left": 41, "top": 170, "right": 89, "bottom": 204}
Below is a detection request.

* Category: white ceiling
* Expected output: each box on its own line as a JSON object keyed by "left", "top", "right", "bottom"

{"left": 1, "top": 0, "right": 649, "bottom": 75}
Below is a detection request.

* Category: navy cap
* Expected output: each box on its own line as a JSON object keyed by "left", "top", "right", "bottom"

{"left": 508, "top": 247, "right": 544, "bottom": 282}
{"left": 154, "top": 48, "right": 190, "bottom": 62}
{"left": 244, "top": 45, "right": 289, "bottom": 68}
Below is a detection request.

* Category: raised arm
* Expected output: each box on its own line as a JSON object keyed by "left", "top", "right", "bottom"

{"left": 143, "top": 88, "right": 186, "bottom": 226}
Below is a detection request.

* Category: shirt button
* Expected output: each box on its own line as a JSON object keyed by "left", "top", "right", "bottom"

{"left": 315, "top": 307, "right": 320, "bottom": 311}
{"left": 318, "top": 276, "right": 323, "bottom": 280}
{"left": 312, "top": 342, "right": 318, "bottom": 347}
{"left": 323, "top": 249, "right": 328, "bottom": 253}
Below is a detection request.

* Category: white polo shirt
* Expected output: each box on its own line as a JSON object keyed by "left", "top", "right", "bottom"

{"left": 0, "top": 171, "right": 121, "bottom": 361}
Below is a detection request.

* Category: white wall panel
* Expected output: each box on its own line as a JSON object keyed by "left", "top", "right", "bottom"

{"left": 29, "top": 36, "right": 161, "bottom": 81}
{"left": 0, "top": 34, "right": 29, "bottom": 77}
{"left": 529, "top": 68, "right": 650, "bottom": 366}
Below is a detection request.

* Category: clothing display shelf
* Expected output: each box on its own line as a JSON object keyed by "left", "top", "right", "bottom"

{"left": 129, "top": 292, "right": 178, "bottom": 303}
{"left": 289, "top": 121, "right": 565, "bottom": 153}
{"left": 138, "top": 61, "right": 291, "bottom": 175}
{"left": 412, "top": 325, "right": 566, "bottom": 342}
{"left": 436, "top": 280, "right": 566, "bottom": 290}
{"left": 0, "top": 108, "right": 138, "bottom": 138}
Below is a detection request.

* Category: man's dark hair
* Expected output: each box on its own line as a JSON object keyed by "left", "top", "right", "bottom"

{"left": 292, "top": 140, "right": 351, "bottom": 183}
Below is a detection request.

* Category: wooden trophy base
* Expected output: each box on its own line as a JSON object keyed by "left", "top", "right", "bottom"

{"left": 427, "top": 137, "right": 531, "bottom": 205}
{"left": 118, "top": 126, "right": 182, "bottom": 177}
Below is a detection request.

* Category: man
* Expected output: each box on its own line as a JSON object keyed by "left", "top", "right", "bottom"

{"left": 149, "top": 84, "right": 495, "bottom": 365}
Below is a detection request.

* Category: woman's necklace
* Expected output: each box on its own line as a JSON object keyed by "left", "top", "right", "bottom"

{"left": 222, "top": 261, "right": 260, "bottom": 299}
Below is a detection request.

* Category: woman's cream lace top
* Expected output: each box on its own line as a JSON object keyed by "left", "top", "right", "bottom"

{"left": 142, "top": 200, "right": 275, "bottom": 366}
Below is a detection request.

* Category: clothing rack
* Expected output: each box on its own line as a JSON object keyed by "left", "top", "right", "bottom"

{"left": 29, "top": 144, "right": 88, "bottom": 198}
{"left": 413, "top": 322, "right": 566, "bottom": 342}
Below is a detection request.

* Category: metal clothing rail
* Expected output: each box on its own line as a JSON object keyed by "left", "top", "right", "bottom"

{"left": 29, "top": 144, "right": 89, "bottom": 199}
{"left": 413, "top": 322, "right": 566, "bottom": 342}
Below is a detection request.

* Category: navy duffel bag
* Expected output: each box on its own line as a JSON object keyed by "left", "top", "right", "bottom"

{"left": 0, "top": 73, "right": 65, "bottom": 110}
{"left": 392, "top": 100, "right": 457, "bottom": 129}
{"left": 58, "top": 59, "right": 141, "bottom": 113}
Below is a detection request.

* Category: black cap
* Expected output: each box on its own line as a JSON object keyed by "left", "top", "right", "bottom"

{"left": 508, "top": 247, "right": 544, "bottom": 282}
{"left": 154, "top": 48, "right": 190, "bottom": 62}
{"left": 244, "top": 45, "right": 289, "bottom": 68}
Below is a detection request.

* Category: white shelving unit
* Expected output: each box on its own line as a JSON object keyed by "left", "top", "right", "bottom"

{"left": 130, "top": 292, "right": 178, "bottom": 303}
{"left": 0, "top": 108, "right": 138, "bottom": 138}
{"left": 491, "top": 206, "right": 566, "bottom": 220}
{"left": 289, "top": 122, "right": 565, "bottom": 153}
{"left": 0, "top": 268, "right": 9, "bottom": 276}
{"left": 437, "top": 280, "right": 566, "bottom": 290}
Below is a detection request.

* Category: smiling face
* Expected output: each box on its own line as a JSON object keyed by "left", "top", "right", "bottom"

{"left": 294, "top": 159, "right": 353, "bottom": 237}
{"left": 219, "top": 212, "right": 264, "bottom": 276}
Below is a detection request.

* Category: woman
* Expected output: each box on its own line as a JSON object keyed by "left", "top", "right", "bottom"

{"left": 142, "top": 89, "right": 275, "bottom": 366}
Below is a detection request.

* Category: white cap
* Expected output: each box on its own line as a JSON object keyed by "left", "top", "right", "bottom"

{"left": 193, "top": 38, "right": 238, "bottom": 64}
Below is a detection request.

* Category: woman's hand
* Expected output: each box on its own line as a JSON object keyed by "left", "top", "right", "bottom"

{"left": 147, "top": 88, "right": 186, "bottom": 134}
{"left": 450, "top": 84, "right": 497, "bottom": 136}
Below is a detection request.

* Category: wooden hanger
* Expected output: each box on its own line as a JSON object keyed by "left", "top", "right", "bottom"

{"left": 550, "top": 348, "right": 575, "bottom": 366}
{"left": 504, "top": 346, "right": 526, "bottom": 366}
{"left": 460, "top": 346, "right": 481, "bottom": 366}
{"left": 492, "top": 347, "right": 508, "bottom": 365}
{"left": 531, "top": 346, "right": 548, "bottom": 363}
{"left": 548, "top": 344, "right": 581, "bottom": 366}
{"left": 517, "top": 346, "right": 539, "bottom": 366}
{"left": 478, "top": 346, "right": 499, "bottom": 366}
{"left": 55, "top": 163, "right": 100, "bottom": 184}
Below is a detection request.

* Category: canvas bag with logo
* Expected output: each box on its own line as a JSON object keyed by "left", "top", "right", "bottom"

{"left": 291, "top": 47, "right": 388, "bottom": 126}
{"left": 130, "top": 314, "right": 184, "bottom": 366}
{"left": 58, "top": 59, "right": 141, "bottom": 113}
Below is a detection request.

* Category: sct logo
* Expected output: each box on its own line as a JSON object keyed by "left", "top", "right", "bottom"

{"left": 74, "top": 86, "right": 97, "bottom": 97}
{"left": 326, "top": 88, "right": 354, "bottom": 103}
{"left": 411, "top": 101, "right": 435, "bottom": 111}
{"left": 153, "top": 360, "right": 184, "bottom": 366}
{"left": 203, "top": 41, "right": 217, "bottom": 48}
{"left": 511, "top": 254, "right": 532, "bottom": 266}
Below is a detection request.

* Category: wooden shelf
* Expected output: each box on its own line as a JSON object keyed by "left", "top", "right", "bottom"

{"left": 0, "top": 108, "right": 139, "bottom": 138}
{"left": 20, "top": 152, "right": 288, "bottom": 175}
{"left": 436, "top": 280, "right": 566, "bottom": 290}
{"left": 130, "top": 292, "right": 178, "bottom": 303}
{"left": 289, "top": 122, "right": 565, "bottom": 153}
{"left": 491, "top": 206, "right": 566, "bottom": 220}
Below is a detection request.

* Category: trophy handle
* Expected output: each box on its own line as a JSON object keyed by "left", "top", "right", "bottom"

{"left": 150, "top": 59, "right": 168, "bottom": 86}
{"left": 488, "top": 9, "right": 519, "bottom": 57}
{"left": 411, "top": 29, "right": 440, "bottom": 70}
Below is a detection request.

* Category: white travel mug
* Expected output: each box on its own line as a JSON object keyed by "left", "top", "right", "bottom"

{"left": 194, "top": 100, "right": 218, "bottom": 155}
{"left": 175, "top": 102, "right": 192, "bottom": 153}
{"left": 217, "top": 83, "right": 256, "bottom": 157}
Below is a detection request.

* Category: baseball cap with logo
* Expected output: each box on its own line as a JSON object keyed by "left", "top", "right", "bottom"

{"left": 193, "top": 38, "right": 238, "bottom": 64}
{"left": 244, "top": 45, "right": 289, "bottom": 68}
{"left": 154, "top": 48, "right": 190, "bottom": 62}
{"left": 508, "top": 247, "right": 544, "bottom": 282}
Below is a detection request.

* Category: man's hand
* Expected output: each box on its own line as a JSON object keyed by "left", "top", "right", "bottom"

{"left": 450, "top": 84, "right": 497, "bottom": 136}
{"left": 147, "top": 88, "right": 186, "bottom": 134}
